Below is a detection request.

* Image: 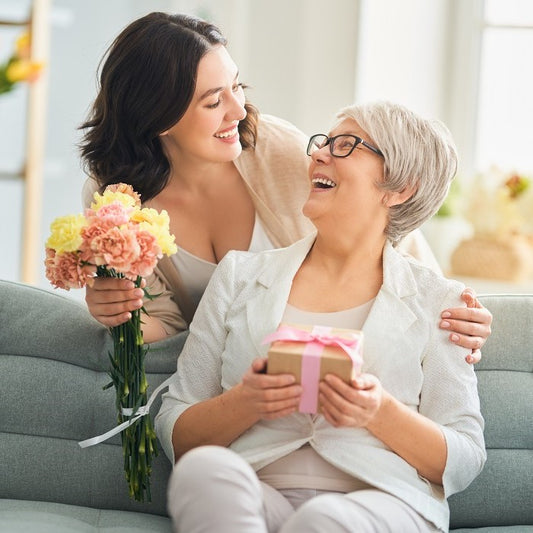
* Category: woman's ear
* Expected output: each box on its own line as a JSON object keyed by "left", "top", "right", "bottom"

{"left": 383, "top": 186, "right": 416, "bottom": 207}
{"left": 159, "top": 130, "right": 169, "bottom": 137}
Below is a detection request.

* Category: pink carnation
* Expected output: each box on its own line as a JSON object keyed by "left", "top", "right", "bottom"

{"left": 81, "top": 216, "right": 115, "bottom": 262}
{"left": 95, "top": 201, "right": 132, "bottom": 226}
{"left": 127, "top": 230, "right": 162, "bottom": 278}
{"left": 44, "top": 248, "right": 86, "bottom": 290}
{"left": 90, "top": 226, "right": 140, "bottom": 274}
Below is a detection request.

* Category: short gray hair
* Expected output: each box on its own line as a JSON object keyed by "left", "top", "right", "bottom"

{"left": 334, "top": 101, "right": 458, "bottom": 244}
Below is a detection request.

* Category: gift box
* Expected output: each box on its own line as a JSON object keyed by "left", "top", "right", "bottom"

{"left": 262, "top": 323, "right": 364, "bottom": 414}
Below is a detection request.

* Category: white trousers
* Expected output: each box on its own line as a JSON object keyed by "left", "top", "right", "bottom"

{"left": 167, "top": 446, "right": 439, "bottom": 533}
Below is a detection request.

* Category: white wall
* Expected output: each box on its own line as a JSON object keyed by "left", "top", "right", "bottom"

{"left": 356, "top": 0, "right": 451, "bottom": 119}
{"left": 0, "top": 0, "right": 454, "bottom": 293}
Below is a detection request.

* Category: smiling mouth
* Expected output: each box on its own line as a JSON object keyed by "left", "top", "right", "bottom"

{"left": 312, "top": 177, "right": 337, "bottom": 189}
{"left": 214, "top": 126, "right": 238, "bottom": 139}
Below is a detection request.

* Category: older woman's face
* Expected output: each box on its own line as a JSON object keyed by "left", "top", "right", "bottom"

{"left": 303, "top": 118, "right": 387, "bottom": 234}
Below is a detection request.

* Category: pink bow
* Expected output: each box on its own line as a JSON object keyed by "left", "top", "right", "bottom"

{"left": 262, "top": 325, "right": 363, "bottom": 413}
{"left": 262, "top": 325, "right": 361, "bottom": 358}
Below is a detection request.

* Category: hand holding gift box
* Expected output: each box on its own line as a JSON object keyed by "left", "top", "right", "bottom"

{"left": 262, "top": 323, "right": 364, "bottom": 414}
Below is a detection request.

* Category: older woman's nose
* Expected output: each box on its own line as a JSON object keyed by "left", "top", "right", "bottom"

{"left": 312, "top": 145, "right": 332, "bottom": 164}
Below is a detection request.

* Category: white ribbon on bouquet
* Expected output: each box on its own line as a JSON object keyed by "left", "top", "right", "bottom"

{"left": 78, "top": 376, "right": 174, "bottom": 448}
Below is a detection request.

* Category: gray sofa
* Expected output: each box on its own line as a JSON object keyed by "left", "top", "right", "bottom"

{"left": 0, "top": 279, "right": 532, "bottom": 532}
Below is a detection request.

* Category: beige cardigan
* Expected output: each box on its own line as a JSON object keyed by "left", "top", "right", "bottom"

{"left": 82, "top": 114, "right": 439, "bottom": 335}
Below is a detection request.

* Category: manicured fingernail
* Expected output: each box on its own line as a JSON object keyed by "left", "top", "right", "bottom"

{"left": 441, "top": 321, "right": 450, "bottom": 329}
{"left": 441, "top": 311, "right": 451, "bottom": 318}
{"left": 451, "top": 334, "right": 459, "bottom": 342}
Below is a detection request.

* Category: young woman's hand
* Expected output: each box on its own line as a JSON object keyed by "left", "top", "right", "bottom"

{"left": 85, "top": 277, "right": 145, "bottom": 327}
{"left": 240, "top": 358, "right": 302, "bottom": 421}
{"left": 440, "top": 288, "right": 493, "bottom": 364}
{"left": 318, "top": 373, "right": 382, "bottom": 428}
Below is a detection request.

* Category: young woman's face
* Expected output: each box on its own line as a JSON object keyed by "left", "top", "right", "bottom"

{"left": 303, "top": 118, "right": 387, "bottom": 233}
{"left": 160, "top": 45, "right": 247, "bottom": 164}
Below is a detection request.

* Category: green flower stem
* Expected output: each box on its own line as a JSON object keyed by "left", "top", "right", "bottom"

{"left": 98, "top": 266, "right": 158, "bottom": 502}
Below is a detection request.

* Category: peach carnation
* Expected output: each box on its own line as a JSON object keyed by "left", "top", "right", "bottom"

{"left": 90, "top": 226, "right": 140, "bottom": 273}
{"left": 127, "top": 230, "right": 162, "bottom": 278}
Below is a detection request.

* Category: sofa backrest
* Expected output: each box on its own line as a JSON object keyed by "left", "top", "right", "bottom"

{"left": 0, "top": 280, "right": 186, "bottom": 516}
{"left": 448, "top": 294, "right": 533, "bottom": 529}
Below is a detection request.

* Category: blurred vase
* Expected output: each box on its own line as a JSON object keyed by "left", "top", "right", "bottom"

{"left": 421, "top": 216, "right": 473, "bottom": 275}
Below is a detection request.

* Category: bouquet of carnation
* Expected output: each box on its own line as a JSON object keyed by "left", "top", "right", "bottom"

{"left": 45, "top": 183, "right": 177, "bottom": 502}
{"left": 0, "top": 32, "right": 43, "bottom": 95}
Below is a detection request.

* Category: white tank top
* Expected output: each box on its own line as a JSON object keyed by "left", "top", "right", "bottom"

{"left": 171, "top": 215, "right": 275, "bottom": 308}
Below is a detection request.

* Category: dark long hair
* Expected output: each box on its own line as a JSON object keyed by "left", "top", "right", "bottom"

{"left": 79, "top": 12, "right": 258, "bottom": 201}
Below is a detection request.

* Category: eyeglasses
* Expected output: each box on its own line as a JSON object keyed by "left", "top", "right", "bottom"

{"left": 307, "top": 134, "right": 383, "bottom": 158}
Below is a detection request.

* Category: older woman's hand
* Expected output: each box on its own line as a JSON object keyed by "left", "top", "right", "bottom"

{"left": 318, "top": 373, "right": 382, "bottom": 428}
{"left": 440, "top": 288, "right": 493, "bottom": 364}
{"left": 240, "top": 358, "right": 302, "bottom": 421}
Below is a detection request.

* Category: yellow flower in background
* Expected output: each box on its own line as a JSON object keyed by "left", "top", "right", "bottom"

{"left": 0, "top": 31, "right": 44, "bottom": 95}
{"left": 6, "top": 59, "right": 43, "bottom": 83}
{"left": 46, "top": 214, "right": 88, "bottom": 253}
{"left": 15, "top": 32, "right": 31, "bottom": 59}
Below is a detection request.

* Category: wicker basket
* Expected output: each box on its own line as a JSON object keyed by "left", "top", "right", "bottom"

{"left": 450, "top": 235, "right": 533, "bottom": 282}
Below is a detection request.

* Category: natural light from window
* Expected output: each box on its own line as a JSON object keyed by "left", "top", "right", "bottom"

{"left": 476, "top": 0, "right": 533, "bottom": 174}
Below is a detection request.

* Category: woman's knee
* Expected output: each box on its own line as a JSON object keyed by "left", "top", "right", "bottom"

{"left": 169, "top": 445, "right": 260, "bottom": 500}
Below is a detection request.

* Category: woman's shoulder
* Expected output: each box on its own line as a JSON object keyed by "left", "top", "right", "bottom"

{"left": 254, "top": 113, "right": 308, "bottom": 153}
{"left": 406, "top": 254, "right": 466, "bottom": 306}
{"left": 235, "top": 113, "right": 311, "bottom": 205}
{"left": 81, "top": 177, "right": 99, "bottom": 208}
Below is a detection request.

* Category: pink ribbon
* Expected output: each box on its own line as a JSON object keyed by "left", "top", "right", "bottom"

{"left": 262, "top": 325, "right": 362, "bottom": 413}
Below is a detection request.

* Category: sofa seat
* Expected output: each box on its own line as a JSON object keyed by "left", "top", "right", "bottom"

{"left": 0, "top": 499, "right": 171, "bottom": 532}
{"left": 452, "top": 529, "right": 533, "bottom": 533}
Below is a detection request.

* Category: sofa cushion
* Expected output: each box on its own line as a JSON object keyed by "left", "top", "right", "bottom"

{"left": 0, "top": 499, "right": 171, "bottom": 532}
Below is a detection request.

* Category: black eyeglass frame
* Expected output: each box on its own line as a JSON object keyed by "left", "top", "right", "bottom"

{"left": 306, "top": 134, "right": 384, "bottom": 158}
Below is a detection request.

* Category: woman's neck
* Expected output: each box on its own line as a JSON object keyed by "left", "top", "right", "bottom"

{"left": 310, "top": 230, "right": 386, "bottom": 278}
{"left": 288, "top": 230, "right": 386, "bottom": 313}
{"left": 167, "top": 159, "right": 237, "bottom": 193}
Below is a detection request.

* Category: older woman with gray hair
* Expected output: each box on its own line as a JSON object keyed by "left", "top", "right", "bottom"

{"left": 156, "top": 101, "right": 486, "bottom": 533}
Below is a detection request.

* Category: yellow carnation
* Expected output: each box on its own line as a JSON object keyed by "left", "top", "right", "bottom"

{"left": 137, "top": 210, "right": 177, "bottom": 256}
{"left": 46, "top": 214, "right": 87, "bottom": 253}
{"left": 91, "top": 189, "right": 139, "bottom": 211}
{"left": 131, "top": 207, "right": 170, "bottom": 228}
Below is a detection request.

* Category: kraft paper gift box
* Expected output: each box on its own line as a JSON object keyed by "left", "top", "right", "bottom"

{"left": 263, "top": 323, "right": 364, "bottom": 414}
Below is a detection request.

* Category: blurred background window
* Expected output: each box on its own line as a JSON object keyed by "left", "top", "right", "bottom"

{"left": 476, "top": 0, "right": 533, "bottom": 173}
